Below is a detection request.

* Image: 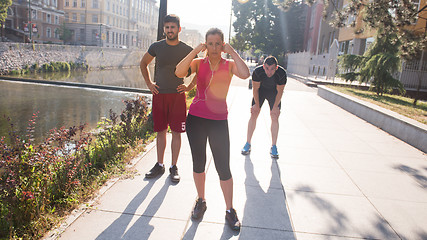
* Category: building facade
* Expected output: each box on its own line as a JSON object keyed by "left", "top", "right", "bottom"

{"left": 180, "top": 28, "right": 203, "bottom": 49}
{"left": 5, "top": 0, "right": 65, "bottom": 43}
{"left": 63, "top": 0, "right": 158, "bottom": 48}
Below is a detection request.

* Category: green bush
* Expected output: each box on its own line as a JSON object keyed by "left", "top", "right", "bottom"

{"left": 0, "top": 96, "right": 153, "bottom": 239}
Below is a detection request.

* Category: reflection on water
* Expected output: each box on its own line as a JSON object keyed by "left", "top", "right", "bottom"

{"left": 7, "top": 67, "right": 149, "bottom": 89}
{"left": 0, "top": 80, "right": 149, "bottom": 144}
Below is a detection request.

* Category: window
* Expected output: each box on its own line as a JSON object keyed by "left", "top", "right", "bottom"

{"left": 72, "top": 13, "right": 77, "bottom": 22}
{"left": 47, "top": 14, "right": 51, "bottom": 23}
{"left": 54, "top": 28, "right": 60, "bottom": 38}
{"left": 365, "top": 37, "right": 375, "bottom": 52}
{"left": 92, "top": 29, "right": 97, "bottom": 42}
{"left": 411, "top": 0, "right": 420, "bottom": 24}
{"left": 55, "top": 15, "right": 59, "bottom": 24}
{"left": 107, "top": 1, "right": 110, "bottom": 11}
{"left": 79, "top": 28, "right": 85, "bottom": 41}
{"left": 81, "top": 0, "right": 85, "bottom": 8}
{"left": 412, "top": 0, "right": 420, "bottom": 11}
{"left": 80, "top": 14, "right": 85, "bottom": 23}
{"left": 107, "top": 16, "right": 109, "bottom": 25}
{"left": 93, "top": 0, "right": 98, "bottom": 8}
{"left": 32, "top": 10, "right": 37, "bottom": 20}
{"left": 65, "top": 0, "right": 69, "bottom": 7}
{"left": 73, "top": 0, "right": 77, "bottom": 7}
{"left": 106, "top": 31, "right": 109, "bottom": 43}
{"left": 92, "top": 14, "right": 98, "bottom": 23}
{"left": 46, "top": 28, "right": 51, "bottom": 38}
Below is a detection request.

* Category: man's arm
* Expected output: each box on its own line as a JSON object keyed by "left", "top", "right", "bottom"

{"left": 252, "top": 81, "right": 261, "bottom": 108}
{"left": 271, "top": 84, "right": 285, "bottom": 116}
{"left": 140, "top": 52, "right": 158, "bottom": 94}
{"left": 177, "top": 73, "right": 197, "bottom": 93}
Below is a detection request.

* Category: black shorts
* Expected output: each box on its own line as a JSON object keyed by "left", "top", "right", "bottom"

{"left": 252, "top": 89, "right": 281, "bottom": 110}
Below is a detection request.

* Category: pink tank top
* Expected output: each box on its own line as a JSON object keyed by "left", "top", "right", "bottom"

{"left": 188, "top": 57, "right": 232, "bottom": 120}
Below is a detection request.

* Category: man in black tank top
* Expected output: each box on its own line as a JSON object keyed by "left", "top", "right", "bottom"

{"left": 241, "top": 56, "right": 287, "bottom": 158}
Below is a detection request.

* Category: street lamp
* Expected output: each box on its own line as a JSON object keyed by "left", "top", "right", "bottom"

{"left": 28, "top": 0, "right": 32, "bottom": 42}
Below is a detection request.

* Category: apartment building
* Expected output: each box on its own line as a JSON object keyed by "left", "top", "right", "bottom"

{"left": 338, "top": 0, "right": 426, "bottom": 56}
{"left": 5, "top": 0, "right": 65, "bottom": 43}
{"left": 63, "top": 0, "right": 158, "bottom": 48}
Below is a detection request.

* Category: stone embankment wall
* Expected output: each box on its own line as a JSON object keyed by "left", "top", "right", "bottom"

{"left": 0, "top": 43, "right": 145, "bottom": 74}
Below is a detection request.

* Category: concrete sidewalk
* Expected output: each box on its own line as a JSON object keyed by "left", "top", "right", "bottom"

{"left": 48, "top": 77, "right": 427, "bottom": 240}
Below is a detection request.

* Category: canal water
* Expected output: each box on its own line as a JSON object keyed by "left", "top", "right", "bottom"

{"left": 0, "top": 67, "right": 150, "bottom": 144}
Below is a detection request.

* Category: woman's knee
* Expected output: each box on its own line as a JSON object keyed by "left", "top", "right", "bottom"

{"left": 218, "top": 170, "right": 232, "bottom": 181}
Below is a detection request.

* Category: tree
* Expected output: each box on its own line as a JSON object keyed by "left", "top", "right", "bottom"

{"left": 275, "top": 0, "right": 427, "bottom": 60}
{"left": 59, "top": 23, "right": 72, "bottom": 44}
{"left": 232, "top": 0, "right": 306, "bottom": 64}
{"left": 0, "top": 0, "right": 12, "bottom": 23}
{"left": 338, "top": 28, "right": 405, "bottom": 96}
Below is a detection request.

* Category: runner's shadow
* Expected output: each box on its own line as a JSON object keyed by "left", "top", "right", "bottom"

{"left": 121, "top": 178, "right": 171, "bottom": 239}
{"left": 239, "top": 155, "right": 296, "bottom": 239}
{"left": 95, "top": 177, "right": 170, "bottom": 240}
{"left": 181, "top": 216, "right": 202, "bottom": 240}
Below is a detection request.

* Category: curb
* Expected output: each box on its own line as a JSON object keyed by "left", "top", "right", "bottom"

{"left": 317, "top": 85, "right": 427, "bottom": 153}
{"left": 0, "top": 76, "right": 151, "bottom": 94}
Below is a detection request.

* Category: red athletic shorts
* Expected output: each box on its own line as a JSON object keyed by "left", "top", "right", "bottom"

{"left": 152, "top": 93, "right": 187, "bottom": 133}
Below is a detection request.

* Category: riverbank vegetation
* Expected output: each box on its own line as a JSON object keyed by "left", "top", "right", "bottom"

{"left": 327, "top": 85, "right": 427, "bottom": 125}
{"left": 0, "top": 96, "right": 154, "bottom": 239}
{"left": 8, "top": 61, "right": 89, "bottom": 76}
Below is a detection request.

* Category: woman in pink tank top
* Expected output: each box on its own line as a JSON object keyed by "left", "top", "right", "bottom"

{"left": 175, "top": 28, "right": 250, "bottom": 231}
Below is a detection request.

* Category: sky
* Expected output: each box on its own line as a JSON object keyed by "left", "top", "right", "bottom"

{"left": 165, "top": 0, "right": 234, "bottom": 41}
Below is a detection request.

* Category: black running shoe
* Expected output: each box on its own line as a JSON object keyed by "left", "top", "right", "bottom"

{"left": 145, "top": 162, "right": 165, "bottom": 178}
{"left": 192, "top": 198, "right": 207, "bottom": 220}
{"left": 169, "top": 165, "right": 180, "bottom": 183}
{"left": 225, "top": 208, "right": 241, "bottom": 231}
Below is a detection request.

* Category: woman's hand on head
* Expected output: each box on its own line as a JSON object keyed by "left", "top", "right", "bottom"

{"left": 196, "top": 43, "right": 207, "bottom": 54}
{"left": 222, "top": 43, "right": 234, "bottom": 55}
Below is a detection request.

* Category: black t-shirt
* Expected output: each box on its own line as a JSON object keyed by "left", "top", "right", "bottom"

{"left": 252, "top": 65, "right": 287, "bottom": 91}
{"left": 148, "top": 40, "right": 193, "bottom": 93}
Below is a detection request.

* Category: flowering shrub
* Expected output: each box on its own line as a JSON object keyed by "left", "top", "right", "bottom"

{"left": 0, "top": 96, "right": 153, "bottom": 239}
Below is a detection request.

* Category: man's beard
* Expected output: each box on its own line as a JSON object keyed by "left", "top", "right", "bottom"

{"left": 166, "top": 33, "right": 178, "bottom": 41}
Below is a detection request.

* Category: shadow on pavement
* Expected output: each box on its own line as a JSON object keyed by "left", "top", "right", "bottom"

{"left": 241, "top": 155, "right": 297, "bottom": 239}
{"left": 181, "top": 217, "right": 201, "bottom": 240}
{"left": 95, "top": 177, "right": 170, "bottom": 240}
{"left": 292, "top": 185, "right": 399, "bottom": 239}
{"left": 394, "top": 164, "right": 427, "bottom": 188}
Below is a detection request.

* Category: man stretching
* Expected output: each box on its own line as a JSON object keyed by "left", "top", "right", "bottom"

{"left": 241, "top": 56, "right": 287, "bottom": 158}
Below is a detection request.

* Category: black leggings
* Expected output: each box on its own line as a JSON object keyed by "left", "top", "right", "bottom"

{"left": 186, "top": 114, "right": 232, "bottom": 181}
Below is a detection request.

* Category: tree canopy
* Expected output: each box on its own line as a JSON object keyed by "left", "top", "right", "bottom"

{"left": 0, "top": 0, "right": 12, "bottom": 23}
{"left": 274, "top": 0, "right": 427, "bottom": 60}
{"left": 231, "top": 0, "right": 306, "bottom": 62}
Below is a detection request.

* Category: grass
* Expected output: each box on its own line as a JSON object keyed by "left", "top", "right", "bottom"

{"left": 327, "top": 85, "right": 427, "bottom": 125}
